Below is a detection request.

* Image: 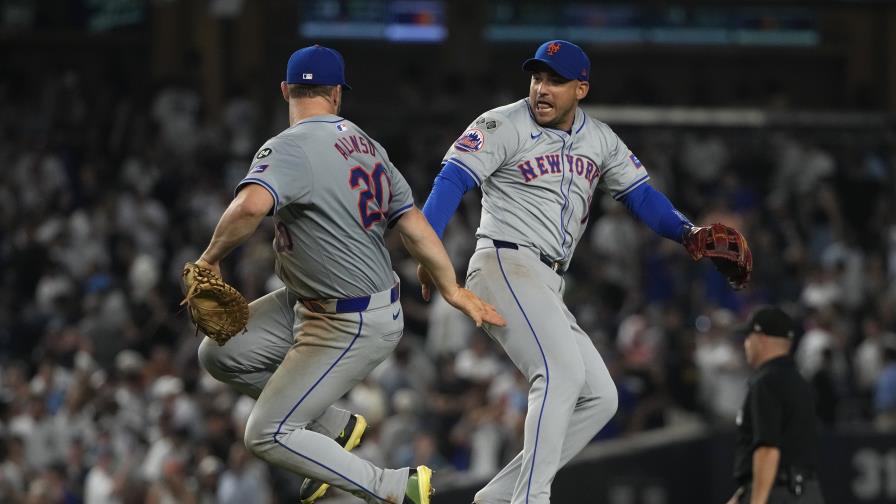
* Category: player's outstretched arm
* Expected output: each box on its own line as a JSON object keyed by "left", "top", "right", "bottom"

{"left": 196, "top": 184, "right": 274, "bottom": 270}
{"left": 618, "top": 183, "right": 752, "bottom": 289}
{"left": 395, "top": 207, "right": 505, "bottom": 327}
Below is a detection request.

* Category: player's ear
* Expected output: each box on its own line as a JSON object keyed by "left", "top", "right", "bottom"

{"left": 576, "top": 81, "right": 590, "bottom": 101}
{"left": 280, "top": 82, "right": 290, "bottom": 102}
{"left": 332, "top": 86, "right": 342, "bottom": 113}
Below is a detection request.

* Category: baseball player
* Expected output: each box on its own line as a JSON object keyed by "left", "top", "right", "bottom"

{"left": 193, "top": 45, "right": 504, "bottom": 504}
{"left": 419, "top": 40, "right": 750, "bottom": 504}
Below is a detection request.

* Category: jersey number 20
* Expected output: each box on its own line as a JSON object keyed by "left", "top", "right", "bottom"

{"left": 349, "top": 163, "right": 390, "bottom": 228}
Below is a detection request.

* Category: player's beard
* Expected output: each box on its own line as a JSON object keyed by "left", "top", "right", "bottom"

{"left": 534, "top": 101, "right": 575, "bottom": 130}
{"left": 546, "top": 103, "right": 575, "bottom": 130}
{"left": 529, "top": 94, "right": 576, "bottom": 131}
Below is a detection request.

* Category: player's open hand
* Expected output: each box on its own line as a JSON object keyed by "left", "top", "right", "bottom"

{"left": 443, "top": 286, "right": 506, "bottom": 328}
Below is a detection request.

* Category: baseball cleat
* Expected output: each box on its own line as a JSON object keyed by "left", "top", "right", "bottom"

{"left": 299, "top": 414, "right": 368, "bottom": 503}
{"left": 403, "top": 465, "right": 433, "bottom": 504}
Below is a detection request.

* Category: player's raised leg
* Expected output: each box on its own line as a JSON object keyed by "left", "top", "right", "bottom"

{"left": 197, "top": 287, "right": 356, "bottom": 440}
{"left": 197, "top": 288, "right": 369, "bottom": 502}
{"left": 197, "top": 287, "right": 295, "bottom": 397}
{"left": 242, "top": 303, "right": 413, "bottom": 503}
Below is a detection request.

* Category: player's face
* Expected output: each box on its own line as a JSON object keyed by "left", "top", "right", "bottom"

{"left": 529, "top": 70, "right": 589, "bottom": 131}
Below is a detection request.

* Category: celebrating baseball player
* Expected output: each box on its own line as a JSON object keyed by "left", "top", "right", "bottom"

{"left": 419, "top": 40, "right": 752, "bottom": 504}
{"left": 187, "top": 44, "right": 504, "bottom": 504}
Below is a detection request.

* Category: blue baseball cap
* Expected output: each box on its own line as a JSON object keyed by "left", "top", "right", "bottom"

{"left": 522, "top": 40, "right": 590, "bottom": 82}
{"left": 286, "top": 45, "right": 351, "bottom": 89}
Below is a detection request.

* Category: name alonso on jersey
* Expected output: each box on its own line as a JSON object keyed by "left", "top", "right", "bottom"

{"left": 334, "top": 134, "right": 377, "bottom": 160}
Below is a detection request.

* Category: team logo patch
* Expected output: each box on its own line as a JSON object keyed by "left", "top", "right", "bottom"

{"left": 547, "top": 42, "right": 561, "bottom": 55}
{"left": 336, "top": 122, "right": 348, "bottom": 132}
{"left": 250, "top": 164, "right": 269, "bottom": 174}
{"left": 256, "top": 147, "right": 272, "bottom": 159}
{"left": 454, "top": 128, "right": 484, "bottom": 153}
{"left": 628, "top": 152, "right": 643, "bottom": 168}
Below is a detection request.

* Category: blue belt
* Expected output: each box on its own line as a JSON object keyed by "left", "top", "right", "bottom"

{"left": 492, "top": 240, "right": 566, "bottom": 275}
{"left": 302, "top": 283, "right": 400, "bottom": 314}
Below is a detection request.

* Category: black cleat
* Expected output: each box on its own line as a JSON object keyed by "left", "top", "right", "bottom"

{"left": 298, "top": 414, "right": 368, "bottom": 503}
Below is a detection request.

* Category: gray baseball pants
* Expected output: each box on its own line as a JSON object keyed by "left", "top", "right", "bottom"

{"left": 467, "top": 239, "right": 619, "bottom": 504}
{"left": 198, "top": 285, "right": 410, "bottom": 503}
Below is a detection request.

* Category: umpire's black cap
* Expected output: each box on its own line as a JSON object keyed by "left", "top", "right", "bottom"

{"left": 740, "top": 306, "right": 795, "bottom": 339}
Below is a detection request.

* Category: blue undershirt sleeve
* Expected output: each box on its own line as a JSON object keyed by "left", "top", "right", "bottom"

{"left": 619, "top": 182, "right": 693, "bottom": 243}
{"left": 421, "top": 161, "right": 479, "bottom": 239}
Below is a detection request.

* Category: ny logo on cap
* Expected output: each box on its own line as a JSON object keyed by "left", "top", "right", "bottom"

{"left": 547, "top": 42, "right": 561, "bottom": 55}
{"left": 302, "top": 73, "right": 313, "bottom": 80}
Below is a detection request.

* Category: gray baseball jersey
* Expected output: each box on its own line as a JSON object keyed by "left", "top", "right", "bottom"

{"left": 442, "top": 99, "right": 643, "bottom": 504}
{"left": 203, "top": 113, "right": 419, "bottom": 503}
{"left": 237, "top": 114, "right": 414, "bottom": 299}
{"left": 442, "top": 98, "right": 648, "bottom": 266}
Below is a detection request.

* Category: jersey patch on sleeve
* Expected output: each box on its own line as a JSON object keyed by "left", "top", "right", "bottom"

{"left": 628, "top": 151, "right": 643, "bottom": 168}
{"left": 250, "top": 164, "right": 269, "bottom": 174}
{"left": 454, "top": 128, "right": 484, "bottom": 153}
{"left": 256, "top": 147, "right": 272, "bottom": 159}
{"left": 475, "top": 116, "right": 501, "bottom": 131}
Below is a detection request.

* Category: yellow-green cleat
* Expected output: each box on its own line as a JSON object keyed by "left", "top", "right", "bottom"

{"left": 403, "top": 465, "right": 433, "bottom": 504}
{"left": 299, "top": 414, "right": 368, "bottom": 504}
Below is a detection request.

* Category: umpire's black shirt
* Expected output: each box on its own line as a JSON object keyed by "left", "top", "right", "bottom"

{"left": 734, "top": 356, "right": 817, "bottom": 483}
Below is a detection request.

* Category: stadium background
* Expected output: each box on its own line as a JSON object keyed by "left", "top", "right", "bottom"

{"left": 2, "top": 1, "right": 896, "bottom": 503}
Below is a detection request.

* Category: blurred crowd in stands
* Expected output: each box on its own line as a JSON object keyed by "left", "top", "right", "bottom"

{"left": 2, "top": 63, "right": 896, "bottom": 504}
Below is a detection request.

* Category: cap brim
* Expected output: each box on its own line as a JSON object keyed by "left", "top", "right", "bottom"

{"left": 522, "top": 58, "right": 578, "bottom": 81}
{"left": 735, "top": 322, "right": 793, "bottom": 339}
{"left": 283, "top": 80, "right": 352, "bottom": 90}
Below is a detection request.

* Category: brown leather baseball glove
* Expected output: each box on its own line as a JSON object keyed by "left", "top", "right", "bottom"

{"left": 683, "top": 223, "right": 753, "bottom": 290}
{"left": 180, "top": 262, "right": 249, "bottom": 345}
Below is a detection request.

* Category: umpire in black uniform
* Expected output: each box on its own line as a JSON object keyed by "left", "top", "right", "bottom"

{"left": 727, "top": 307, "right": 824, "bottom": 504}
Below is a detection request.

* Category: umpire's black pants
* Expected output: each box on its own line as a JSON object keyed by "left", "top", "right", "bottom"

{"left": 738, "top": 480, "right": 824, "bottom": 504}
